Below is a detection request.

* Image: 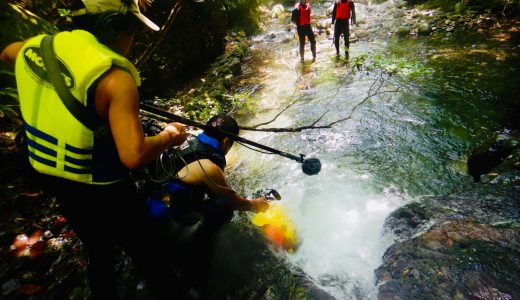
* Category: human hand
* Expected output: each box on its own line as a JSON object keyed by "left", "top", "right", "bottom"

{"left": 250, "top": 197, "right": 269, "bottom": 213}
{"left": 163, "top": 122, "right": 187, "bottom": 146}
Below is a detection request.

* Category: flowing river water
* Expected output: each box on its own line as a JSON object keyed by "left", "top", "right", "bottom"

{"left": 224, "top": 3, "right": 519, "bottom": 299}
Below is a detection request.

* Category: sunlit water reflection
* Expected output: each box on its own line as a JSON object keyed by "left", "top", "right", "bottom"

{"left": 227, "top": 4, "right": 519, "bottom": 299}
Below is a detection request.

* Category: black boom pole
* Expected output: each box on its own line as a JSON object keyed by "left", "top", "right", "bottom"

{"left": 139, "top": 104, "right": 321, "bottom": 175}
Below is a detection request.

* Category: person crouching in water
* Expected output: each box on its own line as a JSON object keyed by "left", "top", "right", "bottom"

{"left": 332, "top": 0, "right": 356, "bottom": 60}
{"left": 292, "top": 0, "right": 317, "bottom": 63}
{"left": 145, "top": 114, "right": 269, "bottom": 295}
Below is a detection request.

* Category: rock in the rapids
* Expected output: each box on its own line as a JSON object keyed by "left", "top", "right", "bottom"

{"left": 377, "top": 187, "right": 520, "bottom": 299}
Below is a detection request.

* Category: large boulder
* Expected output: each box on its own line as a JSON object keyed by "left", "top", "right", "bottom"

{"left": 207, "top": 217, "right": 336, "bottom": 299}
{"left": 377, "top": 187, "right": 520, "bottom": 299}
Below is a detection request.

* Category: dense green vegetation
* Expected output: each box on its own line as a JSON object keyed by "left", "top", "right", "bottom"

{"left": 0, "top": 0, "right": 270, "bottom": 128}
{"left": 409, "top": 0, "right": 519, "bottom": 16}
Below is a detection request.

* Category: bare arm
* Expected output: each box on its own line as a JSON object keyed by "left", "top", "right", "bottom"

{"left": 95, "top": 68, "right": 187, "bottom": 169}
{"left": 179, "top": 159, "right": 269, "bottom": 213}
{"left": 0, "top": 41, "right": 25, "bottom": 70}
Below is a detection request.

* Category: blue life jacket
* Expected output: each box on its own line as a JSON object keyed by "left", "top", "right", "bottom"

{"left": 147, "top": 133, "right": 226, "bottom": 221}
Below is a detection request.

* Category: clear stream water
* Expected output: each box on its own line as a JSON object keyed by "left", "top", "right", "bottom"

{"left": 225, "top": 4, "right": 519, "bottom": 299}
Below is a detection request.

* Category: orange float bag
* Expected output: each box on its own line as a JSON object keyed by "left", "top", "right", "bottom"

{"left": 251, "top": 203, "right": 299, "bottom": 252}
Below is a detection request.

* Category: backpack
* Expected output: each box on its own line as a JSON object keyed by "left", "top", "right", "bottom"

{"left": 291, "top": 5, "right": 299, "bottom": 24}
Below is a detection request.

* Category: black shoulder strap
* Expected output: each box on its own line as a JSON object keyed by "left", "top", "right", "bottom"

{"left": 175, "top": 138, "right": 226, "bottom": 172}
{"left": 40, "top": 35, "right": 108, "bottom": 137}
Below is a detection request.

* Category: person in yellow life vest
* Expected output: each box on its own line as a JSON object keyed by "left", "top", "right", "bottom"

{"left": 1, "top": 0, "right": 187, "bottom": 298}
{"left": 332, "top": 0, "right": 356, "bottom": 60}
{"left": 291, "top": 0, "right": 317, "bottom": 63}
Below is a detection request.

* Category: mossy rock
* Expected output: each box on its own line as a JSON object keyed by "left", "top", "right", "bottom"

{"left": 454, "top": 2, "right": 466, "bottom": 14}
{"left": 396, "top": 25, "right": 412, "bottom": 37}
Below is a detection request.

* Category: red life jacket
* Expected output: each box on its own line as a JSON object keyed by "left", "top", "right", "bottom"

{"left": 298, "top": 3, "right": 311, "bottom": 25}
{"left": 335, "top": 0, "right": 351, "bottom": 20}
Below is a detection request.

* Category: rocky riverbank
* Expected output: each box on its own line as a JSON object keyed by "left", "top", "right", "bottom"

{"left": 376, "top": 186, "right": 520, "bottom": 299}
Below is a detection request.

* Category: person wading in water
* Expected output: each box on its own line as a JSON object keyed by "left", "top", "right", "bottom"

{"left": 332, "top": 0, "right": 356, "bottom": 60}
{"left": 292, "top": 0, "right": 317, "bottom": 63}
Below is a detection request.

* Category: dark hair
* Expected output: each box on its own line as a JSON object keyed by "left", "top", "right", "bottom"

{"left": 204, "top": 115, "right": 239, "bottom": 143}
{"left": 72, "top": 10, "right": 144, "bottom": 45}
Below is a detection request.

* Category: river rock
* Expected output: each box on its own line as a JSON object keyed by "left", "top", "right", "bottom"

{"left": 416, "top": 21, "right": 432, "bottom": 35}
{"left": 317, "top": 20, "right": 331, "bottom": 30}
{"left": 394, "top": 0, "right": 408, "bottom": 9}
{"left": 271, "top": 4, "right": 285, "bottom": 19}
{"left": 393, "top": 9, "right": 406, "bottom": 18}
{"left": 454, "top": 2, "right": 466, "bottom": 15}
{"left": 356, "top": 29, "right": 370, "bottom": 39}
{"left": 396, "top": 25, "right": 412, "bottom": 37}
{"left": 355, "top": 0, "right": 371, "bottom": 5}
{"left": 208, "top": 219, "right": 336, "bottom": 299}
{"left": 355, "top": 4, "right": 370, "bottom": 23}
{"left": 377, "top": 187, "right": 520, "bottom": 299}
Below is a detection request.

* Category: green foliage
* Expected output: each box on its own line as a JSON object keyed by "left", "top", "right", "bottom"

{"left": 0, "top": 1, "right": 59, "bottom": 48}
{"left": 57, "top": 8, "right": 73, "bottom": 23}
{"left": 418, "top": 0, "right": 519, "bottom": 15}
{"left": 57, "top": 8, "right": 71, "bottom": 18}
{"left": 0, "top": 70, "right": 22, "bottom": 127}
{"left": 418, "top": 0, "right": 461, "bottom": 12}
{"left": 222, "top": 0, "right": 262, "bottom": 34}
{"left": 355, "top": 53, "right": 431, "bottom": 80}
{"left": 170, "top": 30, "right": 252, "bottom": 122}
{"left": 184, "top": 93, "right": 222, "bottom": 122}
{"left": 194, "top": 0, "right": 262, "bottom": 35}
{"left": 222, "top": 92, "right": 256, "bottom": 115}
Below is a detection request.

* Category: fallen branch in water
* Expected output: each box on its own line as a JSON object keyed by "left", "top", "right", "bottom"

{"left": 240, "top": 69, "right": 399, "bottom": 133}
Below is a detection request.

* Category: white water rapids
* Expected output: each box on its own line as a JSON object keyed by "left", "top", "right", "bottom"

{"left": 226, "top": 5, "right": 410, "bottom": 297}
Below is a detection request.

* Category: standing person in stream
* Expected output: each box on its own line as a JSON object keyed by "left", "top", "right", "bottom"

{"left": 332, "top": 0, "right": 356, "bottom": 60}
{"left": 292, "top": 0, "right": 317, "bottom": 63}
{"left": 0, "top": 0, "right": 188, "bottom": 298}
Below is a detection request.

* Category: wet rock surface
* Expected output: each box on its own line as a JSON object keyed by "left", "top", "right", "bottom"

{"left": 377, "top": 186, "right": 520, "bottom": 299}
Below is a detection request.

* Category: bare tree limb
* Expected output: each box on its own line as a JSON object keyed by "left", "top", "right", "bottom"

{"left": 135, "top": 0, "right": 184, "bottom": 68}
{"left": 323, "top": 66, "right": 358, "bottom": 109}
{"left": 247, "top": 58, "right": 358, "bottom": 129}
{"left": 251, "top": 94, "right": 306, "bottom": 128}
{"left": 240, "top": 86, "right": 400, "bottom": 132}
{"left": 248, "top": 66, "right": 315, "bottom": 128}
{"left": 240, "top": 64, "right": 390, "bottom": 132}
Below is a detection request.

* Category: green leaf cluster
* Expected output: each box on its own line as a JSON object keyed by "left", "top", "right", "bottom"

{"left": 357, "top": 53, "right": 431, "bottom": 80}
{"left": 170, "top": 30, "right": 254, "bottom": 122}
{"left": 0, "top": 70, "right": 22, "bottom": 129}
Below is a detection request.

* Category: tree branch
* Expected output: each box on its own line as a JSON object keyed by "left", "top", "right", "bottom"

{"left": 240, "top": 74, "right": 399, "bottom": 133}
{"left": 135, "top": 0, "right": 184, "bottom": 68}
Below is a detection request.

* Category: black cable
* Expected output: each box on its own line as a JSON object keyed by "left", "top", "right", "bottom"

{"left": 139, "top": 104, "right": 322, "bottom": 175}
{"left": 236, "top": 141, "right": 277, "bottom": 155}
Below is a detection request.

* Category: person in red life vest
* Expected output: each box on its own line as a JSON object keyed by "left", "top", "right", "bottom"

{"left": 332, "top": 0, "right": 356, "bottom": 59}
{"left": 291, "top": 0, "right": 317, "bottom": 63}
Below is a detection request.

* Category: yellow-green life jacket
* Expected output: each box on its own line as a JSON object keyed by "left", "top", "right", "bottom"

{"left": 15, "top": 30, "right": 141, "bottom": 185}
